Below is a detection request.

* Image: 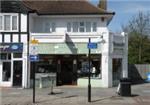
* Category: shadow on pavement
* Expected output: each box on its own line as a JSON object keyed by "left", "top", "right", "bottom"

{"left": 91, "top": 96, "right": 115, "bottom": 102}
{"left": 61, "top": 95, "right": 78, "bottom": 98}
{"left": 131, "top": 94, "right": 139, "bottom": 97}
{"left": 48, "top": 91, "right": 64, "bottom": 95}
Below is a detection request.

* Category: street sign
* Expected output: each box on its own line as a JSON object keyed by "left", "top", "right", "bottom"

{"left": 88, "top": 43, "right": 97, "bottom": 49}
{"left": 30, "top": 45, "right": 38, "bottom": 55}
{"left": 30, "top": 39, "right": 39, "bottom": 55}
{"left": 30, "top": 55, "right": 39, "bottom": 62}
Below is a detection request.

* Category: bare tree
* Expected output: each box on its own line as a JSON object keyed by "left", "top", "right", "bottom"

{"left": 122, "top": 12, "right": 150, "bottom": 63}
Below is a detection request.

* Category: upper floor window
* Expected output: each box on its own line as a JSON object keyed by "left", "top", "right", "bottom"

{"left": 0, "top": 16, "right": 2, "bottom": 30}
{"left": 86, "top": 22, "right": 91, "bottom": 32}
{"left": 73, "top": 22, "right": 78, "bottom": 32}
{"left": 0, "top": 14, "right": 18, "bottom": 31}
{"left": 51, "top": 22, "right": 56, "bottom": 32}
{"left": 44, "top": 22, "right": 56, "bottom": 33}
{"left": 79, "top": 22, "right": 85, "bottom": 32}
{"left": 67, "top": 22, "right": 97, "bottom": 33}
{"left": 93, "top": 22, "right": 97, "bottom": 32}
{"left": 67, "top": 23, "right": 71, "bottom": 32}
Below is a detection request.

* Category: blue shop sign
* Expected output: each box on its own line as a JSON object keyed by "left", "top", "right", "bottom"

{"left": 0, "top": 43, "right": 23, "bottom": 53}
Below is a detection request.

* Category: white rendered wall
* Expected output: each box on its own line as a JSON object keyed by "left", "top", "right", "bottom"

{"left": 30, "top": 15, "right": 108, "bottom": 43}
{"left": 4, "top": 34, "right": 11, "bottom": 42}
{"left": 21, "top": 14, "right": 27, "bottom": 32}
{"left": 0, "top": 34, "right": 2, "bottom": 42}
{"left": 101, "top": 29, "right": 113, "bottom": 88}
{"left": 122, "top": 33, "right": 128, "bottom": 78}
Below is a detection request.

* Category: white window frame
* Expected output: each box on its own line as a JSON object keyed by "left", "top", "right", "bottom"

{"left": 79, "top": 22, "right": 85, "bottom": 32}
{"left": 0, "top": 16, "right": 3, "bottom": 30}
{"left": 0, "top": 13, "right": 18, "bottom": 32}
{"left": 72, "top": 22, "right": 79, "bottom": 32}
{"left": 86, "top": 22, "right": 91, "bottom": 32}
{"left": 43, "top": 21, "right": 56, "bottom": 33}
{"left": 51, "top": 22, "right": 56, "bottom": 32}
{"left": 67, "top": 22, "right": 71, "bottom": 32}
{"left": 68, "top": 21, "right": 97, "bottom": 33}
{"left": 92, "top": 22, "right": 97, "bottom": 32}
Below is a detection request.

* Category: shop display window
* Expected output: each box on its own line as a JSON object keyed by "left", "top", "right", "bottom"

{"left": 0, "top": 53, "right": 11, "bottom": 60}
{"left": 2, "top": 62, "right": 11, "bottom": 81}
{"left": 77, "top": 59, "right": 101, "bottom": 79}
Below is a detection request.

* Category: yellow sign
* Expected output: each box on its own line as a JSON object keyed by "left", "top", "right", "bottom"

{"left": 30, "top": 39, "right": 39, "bottom": 44}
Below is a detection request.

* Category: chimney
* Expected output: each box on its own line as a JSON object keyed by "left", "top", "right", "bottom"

{"left": 98, "top": 0, "right": 107, "bottom": 10}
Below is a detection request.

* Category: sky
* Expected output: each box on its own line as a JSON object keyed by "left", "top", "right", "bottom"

{"left": 90, "top": 0, "right": 150, "bottom": 32}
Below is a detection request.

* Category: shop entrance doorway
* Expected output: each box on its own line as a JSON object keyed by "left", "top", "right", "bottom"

{"left": 60, "top": 59, "right": 74, "bottom": 85}
{"left": 13, "top": 61, "right": 22, "bottom": 86}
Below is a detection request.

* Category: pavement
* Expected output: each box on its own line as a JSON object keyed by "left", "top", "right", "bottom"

{"left": 0, "top": 83, "right": 150, "bottom": 105}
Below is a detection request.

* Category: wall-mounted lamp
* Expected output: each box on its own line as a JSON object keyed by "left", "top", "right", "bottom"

{"left": 97, "top": 33, "right": 105, "bottom": 43}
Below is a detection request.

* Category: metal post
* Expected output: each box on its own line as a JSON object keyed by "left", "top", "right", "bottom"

{"left": 33, "top": 62, "right": 35, "bottom": 103}
{"left": 88, "top": 38, "right": 91, "bottom": 102}
{"left": 50, "top": 79, "right": 54, "bottom": 94}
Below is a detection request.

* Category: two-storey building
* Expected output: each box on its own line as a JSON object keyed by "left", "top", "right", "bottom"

{"left": 0, "top": 0, "right": 128, "bottom": 88}
{"left": 0, "top": 1, "right": 31, "bottom": 88}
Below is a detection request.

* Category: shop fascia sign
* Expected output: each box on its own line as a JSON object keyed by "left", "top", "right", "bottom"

{"left": 0, "top": 43, "right": 23, "bottom": 53}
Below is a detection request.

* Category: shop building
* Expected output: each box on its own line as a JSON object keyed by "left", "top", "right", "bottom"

{"left": 0, "top": 1, "right": 30, "bottom": 88}
{"left": 0, "top": 0, "right": 128, "bottom": 88}
{"left": 24, "top": 0, "right": 128, "bottom": 88}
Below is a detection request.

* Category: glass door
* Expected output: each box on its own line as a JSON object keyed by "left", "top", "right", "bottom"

{"left": 0, "top": 61, "right": 12, "bottom": 86}
{"left": 13, "top": 61, "right": 22, "bottom": 87}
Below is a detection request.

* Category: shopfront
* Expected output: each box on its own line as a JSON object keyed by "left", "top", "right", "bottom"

{"left": 30, "top": 54, "right": 101, "bottom": 86}
{"left": 0, "top": 43, "right": 23, "bottom": 87}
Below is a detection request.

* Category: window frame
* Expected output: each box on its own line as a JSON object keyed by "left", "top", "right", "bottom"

{"left": 44, "top": 21, "right": 56, "bottom": 33}
{"left": 79, "top": 22, "right": 85, "bottom": 32}
{"left": 92, "top": 22, "right": 97, "bottom": 32}
{"left": 85, "top": 22, "right": 91, "bottom": 32}
{"left": 68, "top": 21, "right": 97, "bottom": 33}
{"left": 51, "top": 22, "right": 56, "bottom": 32}
{"left": 0, "top": 16, "right": 3, "bottom": 30}
{"left": 72, "top": 22, "right": 78, "bottom": 32}
{"left": 67, "top": 22, "right": 71, "bottom": 32}
{"left": 0, "top": 13, "right": 18, "bottom": 32}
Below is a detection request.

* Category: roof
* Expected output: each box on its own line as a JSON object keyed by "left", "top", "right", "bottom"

{"left": 0, "top": 0, "right": 31, "bottom": 13}
{"left": 22, "top": 0, "right": 114, "bottom": 15}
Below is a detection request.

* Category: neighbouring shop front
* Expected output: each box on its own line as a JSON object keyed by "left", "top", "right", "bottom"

{"left": 0, "top": 43, "right": 24, "bottom": 87}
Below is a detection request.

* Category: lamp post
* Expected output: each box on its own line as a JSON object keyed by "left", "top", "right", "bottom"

{"left": 87, "top": 35, "right": 105, "bottom": 102}
{"left": 88, "top": 38, "right": 91, "bottom": 102}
